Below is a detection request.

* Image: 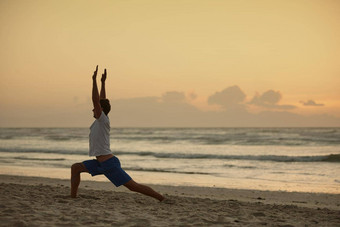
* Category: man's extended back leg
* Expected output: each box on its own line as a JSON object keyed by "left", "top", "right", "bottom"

{"left": 124, "top": 179, "right": 164, "bottom": 201}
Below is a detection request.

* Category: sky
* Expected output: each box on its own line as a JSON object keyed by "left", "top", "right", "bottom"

{"left": 1, "top": 0, "right": 339, "bottom": 127}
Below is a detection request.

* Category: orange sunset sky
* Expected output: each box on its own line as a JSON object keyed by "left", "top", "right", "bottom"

{"left": 1, "top": 0, "right": 339, "bottom": 127}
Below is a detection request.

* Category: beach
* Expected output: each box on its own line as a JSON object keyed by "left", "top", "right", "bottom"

{"left": 0, "top": 174, "right": 339, "bottom": 226}
{"left": 1, "top": 128, "right": 340, "bottom": 226}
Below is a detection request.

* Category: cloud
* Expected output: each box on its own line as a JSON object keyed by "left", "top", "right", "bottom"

{"left": 2, "top": 88, "right": 338, "bottom": 127}
{"left": 188, "top": 92, "right": 197, "bottom": 100}
{"left": 106, "top": 91, "right": 339, "bottom": 127}
{"left": 249, "top": 90, "right": 296, "bottom": 110}
{"left": 300, "top": 100, "right": 324, "bottom": 107}
{"left": 109, "top": 93, "right": 202, "bottom": 127}
{"left": 250, "top": 90, "right": 281, "bottom": 105}
{"left": 162, "top": 91, "right": 186, "bottom": 103}
{"left": 207, "top": 85, "right": 246, "bottom": 108}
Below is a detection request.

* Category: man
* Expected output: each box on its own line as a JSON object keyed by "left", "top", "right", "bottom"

{"left": 70, "top": 65, "right": 165, "bottom": 202}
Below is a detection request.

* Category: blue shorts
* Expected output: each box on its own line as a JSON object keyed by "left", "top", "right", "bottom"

{"left": 83, "top": 156, "right": 132, "bottom": 187}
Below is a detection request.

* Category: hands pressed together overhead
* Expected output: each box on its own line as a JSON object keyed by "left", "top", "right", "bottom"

{"left": 92, "top": 65, "right": 107, "bottom": 82}
{"left": 92, "top": 65, "right": 108, "bottom": 118}
{"left": 101, "top": 68, "right": 107, "bottom": 83}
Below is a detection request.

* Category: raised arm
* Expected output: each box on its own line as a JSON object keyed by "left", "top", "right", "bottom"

{"left": 100, "top": 68, "right": 107, "bottom": 99}
{"left": 92, "top": 65, "right": 102, "bottom": 119}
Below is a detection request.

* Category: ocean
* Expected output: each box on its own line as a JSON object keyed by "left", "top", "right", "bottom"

{"left": 0, "top": 127, "right": 339, "bottom": 193}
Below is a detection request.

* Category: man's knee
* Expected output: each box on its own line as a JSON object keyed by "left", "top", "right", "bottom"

{"left": 124, "top": 180, "right": 139, "bottom": 192}
{"left": 71, "top": 163, "right": 86, "bottom": 175}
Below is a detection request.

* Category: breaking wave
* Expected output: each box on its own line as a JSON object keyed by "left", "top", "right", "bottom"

{"left": 1, "top": 148, "right": 339, "bottom": 163}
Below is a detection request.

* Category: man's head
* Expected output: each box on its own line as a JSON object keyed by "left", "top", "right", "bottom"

{"left": 100, "top": 99, "right": 111, "bottom": 115}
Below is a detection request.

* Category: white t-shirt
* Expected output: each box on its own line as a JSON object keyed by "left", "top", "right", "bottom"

{"left": 89, "top": 111, "right": 112, "bottom": 156}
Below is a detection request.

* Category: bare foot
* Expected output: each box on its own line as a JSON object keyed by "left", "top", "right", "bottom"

{"left": 161, "top": 198, "right": 175, "bottom": 204}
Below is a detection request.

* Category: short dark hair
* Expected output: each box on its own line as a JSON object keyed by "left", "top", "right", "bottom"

{"left": 100, "top": 99, "right": 111, "bottom": 115}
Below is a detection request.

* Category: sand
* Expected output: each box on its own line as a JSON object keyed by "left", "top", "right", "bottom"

{"left": 0, "top": 174, "right": 339, "bottom": 226}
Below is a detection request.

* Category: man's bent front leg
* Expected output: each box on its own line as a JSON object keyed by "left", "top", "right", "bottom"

{"left": 70, "top": 163, "right": 88, "bottom": 198}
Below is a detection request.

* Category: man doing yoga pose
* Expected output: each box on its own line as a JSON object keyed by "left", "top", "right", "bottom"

{"left": 70, "top": 65, "right": 165, "bottom": 202}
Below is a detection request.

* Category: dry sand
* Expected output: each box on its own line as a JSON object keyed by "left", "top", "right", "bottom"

{"left": 0, "top": 174, "right": 339, "bottom": 226}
